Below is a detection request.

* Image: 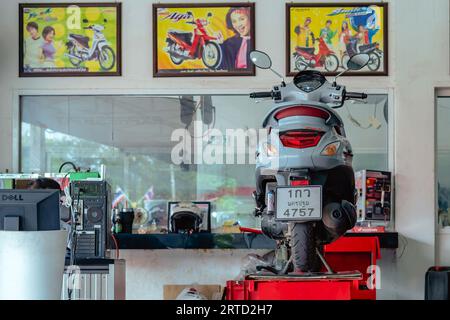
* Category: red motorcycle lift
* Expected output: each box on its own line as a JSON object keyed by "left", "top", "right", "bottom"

{"left": 226, "top": 236, "right": 380, "bottom": 300}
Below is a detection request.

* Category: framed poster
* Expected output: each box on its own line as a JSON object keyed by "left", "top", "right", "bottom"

{"left": 286, "top": 3, "right": 388, "bottom": 76}
{"left": 153, "top": 3, "right": 255, "bottom": 77}
{"left": 19, "top": 3, "right": 121, "bottom": 77}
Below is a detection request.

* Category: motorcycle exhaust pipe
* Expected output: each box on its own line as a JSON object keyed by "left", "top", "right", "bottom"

{"left": 64, "top": 53, "right": 81, "bottom": 61}
{"left": 165, "top": 49, "right": 185, "bottom": 59}
{"left": 321, "top": 200, "right": 357, "bottom": 242}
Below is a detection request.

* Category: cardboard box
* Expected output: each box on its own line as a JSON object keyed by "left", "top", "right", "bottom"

{"left": 163, "top": 284, "right": 223, "bottom": 300}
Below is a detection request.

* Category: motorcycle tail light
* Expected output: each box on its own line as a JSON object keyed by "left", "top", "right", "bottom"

{"left": 321, "top": 141, "right": 341, "bottom": 156}
{"left": 279, "top": 130, "right": 324, "bottom": 149}
{"left": 290, "top": 179, "right": 310, "bottom": 186}
{"left": 274, "top": 106, "right": 329, "bottom": 121}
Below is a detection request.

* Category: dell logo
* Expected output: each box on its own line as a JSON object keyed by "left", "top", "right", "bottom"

{"left": 2, "top": 195, "right": 24, "bottom": 201}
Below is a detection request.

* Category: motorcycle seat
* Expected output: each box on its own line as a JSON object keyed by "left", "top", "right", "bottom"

{"left": 69, "top": 34, "right": 90, "bottom": 48}
{"left": 358, "top": 43, "right": 376, "bottom": 53}
{"left": 297, "top": 47, "right": 315, "bottom": 55}
{"left": 169, "top": 31, "right": 192, "bottom": 45}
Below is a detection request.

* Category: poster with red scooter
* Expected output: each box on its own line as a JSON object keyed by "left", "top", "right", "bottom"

{"left": 153, "top": 3, "right": 255, "bottom": 77}
{"left": 286, "top": 3, "right": 388, "bottom": 76}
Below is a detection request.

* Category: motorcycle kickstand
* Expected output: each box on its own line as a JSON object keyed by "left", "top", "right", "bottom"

{"left": 316, "top": 247, "right": 335, "bottom": 274}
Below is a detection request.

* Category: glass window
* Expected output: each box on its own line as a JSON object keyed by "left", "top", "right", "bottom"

{"left": 20, "top": 94, "right": 389, "bottom": 233}
{"left": 437, "top": 96, "right": 450, "bottom": 230}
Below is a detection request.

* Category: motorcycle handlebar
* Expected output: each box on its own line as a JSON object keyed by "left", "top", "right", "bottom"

{"left": 249, "top": 92, "right": 273, "bottom": 99}
{"left": 346, "top": 92, "right": 368, "bottom": 100}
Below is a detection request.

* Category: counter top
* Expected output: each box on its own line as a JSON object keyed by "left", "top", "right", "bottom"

{"left": 115, "top": 232, "right": 398, "bottom": 250}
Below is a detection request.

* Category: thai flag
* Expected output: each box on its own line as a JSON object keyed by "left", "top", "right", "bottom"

{"left": 144, "top": 186, "right": 155, "bottom": 201}
{"left": 112, "top": 186, "right": 127, "bottom": 208}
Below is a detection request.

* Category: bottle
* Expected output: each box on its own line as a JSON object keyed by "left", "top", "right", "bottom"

{"left": 114, "top": 209, "right": 122, "bottom": 234}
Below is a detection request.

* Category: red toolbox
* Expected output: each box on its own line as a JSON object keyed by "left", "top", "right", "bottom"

{"left": 226, "top": 236, "right": 380, "bottom": 300}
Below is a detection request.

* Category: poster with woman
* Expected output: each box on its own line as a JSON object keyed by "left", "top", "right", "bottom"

{"left": 153, "top": 3, "right": 255, "bottom": 77}
{"left": 286, "top": 3, "right": 388, "bottom": 76}
{"left": 19, "top": 3, "right": 121, "bottom": 77}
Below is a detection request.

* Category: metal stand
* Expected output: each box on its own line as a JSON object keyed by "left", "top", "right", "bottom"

{"left": 246, "top": 271, "right": 363, "bottom": 281}
{"left": 316, "top": 247, "right": 334, "bottom": 274}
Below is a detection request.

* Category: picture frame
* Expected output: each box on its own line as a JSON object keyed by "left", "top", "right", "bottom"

{"left": 153, "top": 3, "right": 255, "bottom": 77}
{"left": 286, "top": 3, "right": 388, "bottom": 76}
{"left": 19, "top": 2, "right": 122, "bottom": 77}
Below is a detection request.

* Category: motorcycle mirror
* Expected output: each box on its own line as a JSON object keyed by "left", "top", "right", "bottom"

{"left": 104, "top": 19, "right": 108, "bottom": 23}
{"left": 207, "top": 12, "right": 212, "bottom": 17}
{"left": 331, "top": 53, "right": 371, "bottom": 86}
{"left": 250, "top": 50, "right": 272, "bottom": 69}
{"left": 250, "top": 50, "right": 286, "bottom": 86}
{"left": 187, "top": 11, "right": 193, "bottom": 16}
{"left": 82, "top": 18, "right": 89, "bottom": 23}
{"left": 347, "top": 53, "right": 370, "bottom": 71}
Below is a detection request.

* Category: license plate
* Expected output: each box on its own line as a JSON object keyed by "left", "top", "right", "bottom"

{"left": 275, "top": 186, "right": 322, "bottom": 221}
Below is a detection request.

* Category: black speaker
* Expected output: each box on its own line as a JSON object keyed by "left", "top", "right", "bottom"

{"left": 71, "top": 180, "right": 111, "bottom": 259}
{"left": 201, "top": 95, "right": 214, "bottom": 125}
{"left": 180, "top": 96, "right": 196, "bottom": 126}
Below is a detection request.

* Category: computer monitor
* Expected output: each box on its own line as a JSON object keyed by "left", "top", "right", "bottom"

{"left": 0, "top": 189, "right": 60, "bottom": 231}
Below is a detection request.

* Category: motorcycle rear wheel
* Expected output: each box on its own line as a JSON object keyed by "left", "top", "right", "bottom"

{"left": 99, "top": 45, "right": 116, "bottom": 71}
{"left": 341, "top": 53, "right": 349, "bottom": 70}
{"left": 68, "top": 47, "right": 82, "bottom": 67}
{"left": 294, "top": 56, "right": 308, "bottom": 71}
{"left": 169, "top": 44, "right": 184, "bottom": 65}
{"left": 202, "top": 42, "right": 222, "bottom": 69}
{"left": 324, "top": 54, "right": 339, "bottom": 72}
{"left": 291, "top": 222, "right": 321, "bottom": 272}
{"left": 367, "top": 52, "right": 381, "bottom": 71}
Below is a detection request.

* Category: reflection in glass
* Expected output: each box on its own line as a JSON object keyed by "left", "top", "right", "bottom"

{"left": 20, "top": 94, "right": 389, "bottom": 233}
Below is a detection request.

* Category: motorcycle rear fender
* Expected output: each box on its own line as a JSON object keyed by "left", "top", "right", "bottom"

{"left": 256, "top": 169, "right": 328, "bottom": 196}
{"left": 256, "top": 166, "right": 355, "bottom": 211}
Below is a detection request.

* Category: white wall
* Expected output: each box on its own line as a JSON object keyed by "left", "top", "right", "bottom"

{"left": 1, "top": 0, "right": 449, "bottom": 299}
{"left": 120, "top": 249, "right": 268, "bottom": 300}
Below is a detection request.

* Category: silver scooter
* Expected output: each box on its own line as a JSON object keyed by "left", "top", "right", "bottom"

{"left": 250, "top": 51, "right": 370, "bottom": 273}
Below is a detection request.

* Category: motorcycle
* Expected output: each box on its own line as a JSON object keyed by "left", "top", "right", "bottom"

{"left": 249, "top": 51, "right": 370, "bottom": 273}
{"left": 65, "top": 19, "right": 116, "bottom": 71}
{"left": 293, "top": 37, "right": 339, "bottom": 73}
{"left": 341, "top": 37, "right": 383, "bottom": 71}
{"left": 164, "top": 12, "right": 222, "bottom": 69}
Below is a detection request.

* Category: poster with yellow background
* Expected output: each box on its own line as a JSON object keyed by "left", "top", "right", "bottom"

{"left": 154, "top": 4, "right": 255, "bottom": 76}
{"left": 288, "top": 4, "right": 386, "bottom": 75}
{"left": 20, "top": 3, "right": 120, "bottom": 76}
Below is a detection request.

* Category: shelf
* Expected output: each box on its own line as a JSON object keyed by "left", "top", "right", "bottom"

{"left": 344, "top": 232, "right": 398, "bottom": 249}
{"left": 115, "top": 232, "right": 398, "bottom": 250}
{"left": 115, "top": 233, "right": 276, "bottom": 250}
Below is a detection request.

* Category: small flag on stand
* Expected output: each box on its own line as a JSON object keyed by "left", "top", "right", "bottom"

{"left": 112, "top": 186, "right": 128, "bottom": 208}
{"left": 144, "top": 186, "right": 155, "bottom": 201}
